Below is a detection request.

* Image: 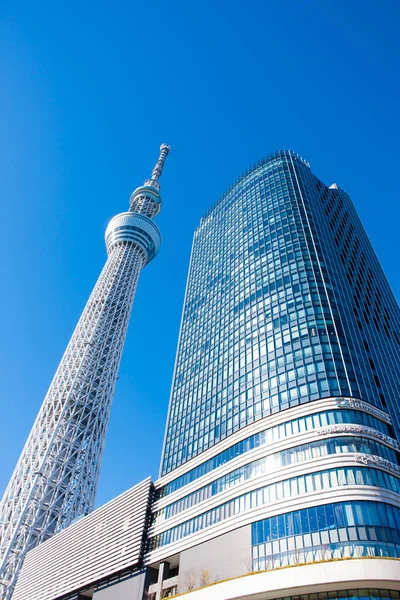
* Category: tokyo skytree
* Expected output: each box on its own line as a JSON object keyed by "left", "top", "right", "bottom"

{"left": 0, "top": 144, "right": 171, "bottom": 599}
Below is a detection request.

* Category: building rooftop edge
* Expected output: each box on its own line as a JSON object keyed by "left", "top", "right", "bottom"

{"left": 198, "top": 150, "right": 310, "bottom": 228}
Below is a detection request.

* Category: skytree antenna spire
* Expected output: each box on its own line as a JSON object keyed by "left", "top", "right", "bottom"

{"left": 151, "top": 143, "right": 171, "bottom": 181}
{"left": 143, "top": 143, "right": 171, "bottom": 192}
{"left": 0, "top": 144, "right": 170, "bottom": 599}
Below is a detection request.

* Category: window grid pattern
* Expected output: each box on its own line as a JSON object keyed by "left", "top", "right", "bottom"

{"left": 153, "top": 464, "right": 400, "bottom": 526}
{"left": 161, "top": 151, "right": 400, "bottom": 476}
{"left": 301, "top": 169, "right": 400, "bottom": 440}
{"left": 252, "top": 501, "right": 400, "bottom": 570}
{"left": 156, "top": 407, "right": 391, "bottom": 499}
{"left": 148, "top": 437, "right": 399, "bottom": 550}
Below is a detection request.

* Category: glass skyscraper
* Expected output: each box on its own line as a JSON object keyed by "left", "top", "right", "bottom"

{"left": 161, "top": 150, "right": 399, "bottom": 475}
{"left": 146, "top": 150, "right": 400, "bottom": 598}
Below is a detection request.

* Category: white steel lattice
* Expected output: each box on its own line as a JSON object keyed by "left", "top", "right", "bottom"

{"left": 0, "top": 144, "right": 170, "bottom": 599}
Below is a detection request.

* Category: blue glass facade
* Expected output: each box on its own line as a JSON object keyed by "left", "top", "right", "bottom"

{"left": 150, "top": 435, "right": 399, "bottom": 550}
{"left": 252, "top": 500, "right": 400, "bottom": 568}
{"left": 161, "top": 150, "right": 400, "bottom": 475}
{"left": 149, "top": 151, "right": 400, "bottom": 594}
{"left": 153, "top": 464, "right": 400, "bottom": 529}
{"left": 157, "top": 407, "right": 392, "bottom": 498}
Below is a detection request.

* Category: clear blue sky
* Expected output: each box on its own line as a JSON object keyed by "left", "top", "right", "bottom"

{"left": 1, "top": 0, "right": 399, "bottom": 508}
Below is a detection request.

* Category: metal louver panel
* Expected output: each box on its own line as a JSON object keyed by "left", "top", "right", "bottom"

{"left": 13, "top": 478, "right": 152, "bottom": 600}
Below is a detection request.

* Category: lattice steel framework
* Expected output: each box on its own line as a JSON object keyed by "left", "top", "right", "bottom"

{"left": 0, "top": 144, "right": 170, "bottom": 599}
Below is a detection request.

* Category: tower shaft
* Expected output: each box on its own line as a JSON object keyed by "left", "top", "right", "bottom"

{"left": 0, "top": 145, "right": 170, "bottom": 598}
{"left": 0, "top": 244, "right": 144, "bottom": 591}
